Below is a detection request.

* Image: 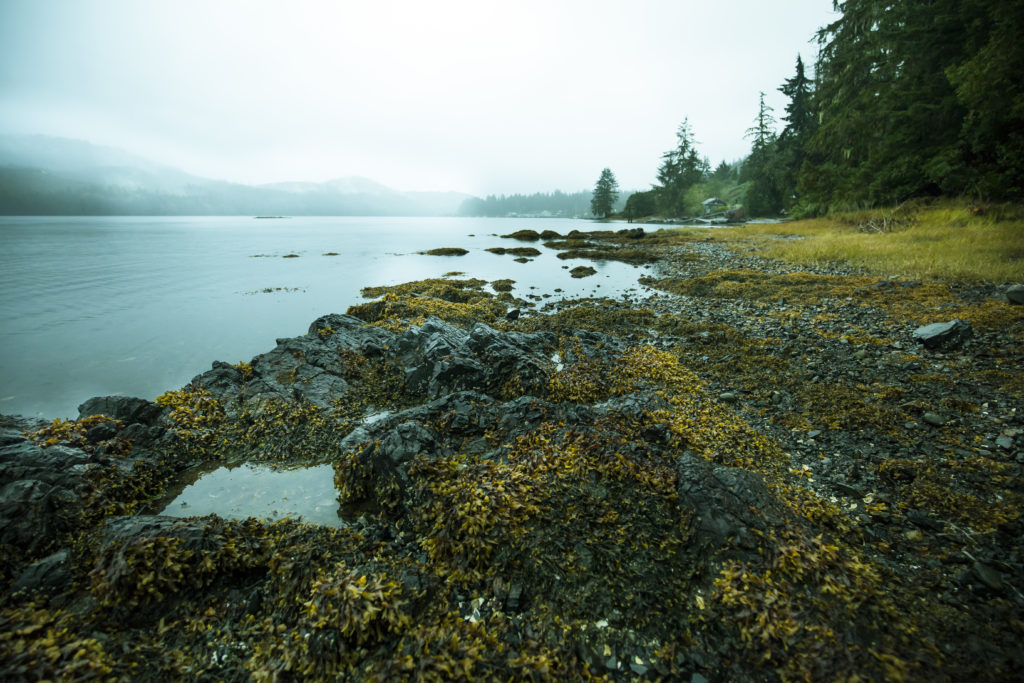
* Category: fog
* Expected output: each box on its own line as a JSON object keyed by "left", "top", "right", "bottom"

{"left": 0, "top": 0, "right": 838, "bottom": 195}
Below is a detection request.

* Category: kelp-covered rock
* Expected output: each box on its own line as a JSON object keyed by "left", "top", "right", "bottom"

{"left": 3, "top": 253, "right": 1023, "bottom": 681}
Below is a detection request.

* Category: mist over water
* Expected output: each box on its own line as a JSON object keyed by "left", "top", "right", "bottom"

{"left": 0, "top": 216, "right": 654, "bottom": 418}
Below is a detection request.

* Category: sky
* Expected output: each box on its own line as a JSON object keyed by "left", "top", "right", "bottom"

{"left": 0, "top": 0, "right": 838, "bottom": 196}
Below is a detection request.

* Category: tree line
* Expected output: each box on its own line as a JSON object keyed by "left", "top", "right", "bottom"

{"left": 457, "top": 189, "right": 628, "bottom": 218}
{"left": 595, "top": 0, "right": 1022, "bottom": 219}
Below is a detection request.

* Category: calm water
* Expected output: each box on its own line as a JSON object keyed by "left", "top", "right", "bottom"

{"left": 0, "top": 216, "right": 654, "bottom": 418}
{"left": 157, "top": 463, "right": 345, "bottom": 527}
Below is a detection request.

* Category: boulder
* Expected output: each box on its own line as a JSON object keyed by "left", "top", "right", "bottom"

{"left": 77, "top": 395, "right": 163, "bottom": 425}
{"left": 912, "top": 319, "right": 973, "bottom": 350}
{"left": 1006, "top": 284, "right": 1024, "bottom": 305}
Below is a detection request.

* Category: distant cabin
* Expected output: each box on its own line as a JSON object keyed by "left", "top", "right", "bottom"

{"left": 702, "top": 197, "right": 728, "bottom": 216}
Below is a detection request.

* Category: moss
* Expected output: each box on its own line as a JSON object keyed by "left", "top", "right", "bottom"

{"left": 491, "top": 279, "right": 515, "bottom": 293}
{"left": 570, "top": 266, "right": 597, "bottom": 278}
{"left": 556, "top": 248, "right": 656, "bottom": 264}
{"left": 501, "top": 229, "right": 541, "bottom": 241}
{"left": 421, "top": 247, "right": 469, "bottom": 256}
{"left": 348, "top": 292, "right": 505, "bottom": 330}
{"left": 543, "top": 239, "right": 594, "bottom": 250}
{"left": 232, "top": 360, "right": 254, "bottom": 380}
{"left": 30, "top": 414, "right": 128, "bottom": 453}
{"left": 0, "top": 606, "right": 116, "bottom": 679}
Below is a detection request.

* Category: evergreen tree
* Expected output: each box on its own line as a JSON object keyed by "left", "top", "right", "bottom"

{"left": 796, "top": 0, "right": 1014, "bottom": 210}
{"left": 590, "top": 168, "right": 619, "bottom": 218}
{"left": 655, "top": 119, "right": 708, "bottom": 216}
{"left": 775, "top": 55, "right": 814, "bottom": 210}
{"left": 741, "top": 92, "right": 783, "bottom": 216}
{"left": 623, "top": 189, "right": 656, "bottom": 222}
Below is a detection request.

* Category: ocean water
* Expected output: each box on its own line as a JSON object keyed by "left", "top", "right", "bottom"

{"left": 0, "top": 216, "right": 654, "bottom": 418}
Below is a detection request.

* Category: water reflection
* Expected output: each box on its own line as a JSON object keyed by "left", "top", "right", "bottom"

{"left": 158, "top": 462, "right": 345, "bottom": 527}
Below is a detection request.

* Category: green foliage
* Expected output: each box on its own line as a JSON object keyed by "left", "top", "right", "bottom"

{"left": 458, "top": 189, "right": 601, "bottom": 217}
{"left": 590, "top": 168, "right": 619, "bottom": 218}
{"left": 655, "top": 119, "right": 709, "bottom": 216}
{"left": 798, "top": 0, "right": 1024, "bottom": 210}
{"left": 623, "top": 189, "right": 657, "bottom": 220}
{"left": 741, "top": 92, "right": 784, "bottom": 217}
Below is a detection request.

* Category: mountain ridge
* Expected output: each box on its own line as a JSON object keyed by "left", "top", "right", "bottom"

{"left": 0, "top": 135, "right": 472, "bottom": 216}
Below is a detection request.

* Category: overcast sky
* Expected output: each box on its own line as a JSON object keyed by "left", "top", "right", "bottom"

{"left": 0, "top": 0, "right": 838, "bottom": 196}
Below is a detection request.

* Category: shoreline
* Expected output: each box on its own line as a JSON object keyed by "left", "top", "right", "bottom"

{"left": 2, "top": 227, "right": 1022, "bottom": 680}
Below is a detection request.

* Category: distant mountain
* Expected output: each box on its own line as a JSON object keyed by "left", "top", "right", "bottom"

{"left": 0, "top": 135, "right": 472, "bottom": 216}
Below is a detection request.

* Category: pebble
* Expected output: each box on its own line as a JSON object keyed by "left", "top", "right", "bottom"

{"left": 719, "top": 392, "right": 738, "bottom": 403}
{"left": 922, "top": 412, "right": 946, "bottom": 427}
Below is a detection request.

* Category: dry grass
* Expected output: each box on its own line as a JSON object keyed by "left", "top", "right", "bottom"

{"left": 706, "top": 203, "right": 1024, "bottom": 283}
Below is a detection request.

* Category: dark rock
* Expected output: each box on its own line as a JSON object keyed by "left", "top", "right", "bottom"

{"left": 1005, "top": 284, "right": 1024, "bottom": 305}
{"left": 86, "top": 420, "right": 119, "bottom": 443}
{"left": 78, "top": 395, "right": 163, "bottom": 425}
{"left": 912, "top": 319, "right": 973, "bottom": 350}
{"left": 505, "top": 308, "right": 520, "bottom": 321}
{"left": 397, "top": 317, "right": 554, "bottom": 399}
{"left": 972, "top": 561, "right": 1004, "bottom": 591}
{"left": 675, "top": 455, "right": 788, "bottom": 557}
{"left": 922, "top": 412, "right": 946, "bottom": 427}
{"left": 378, "top": 421, "right": 438, "bottom": 466}
{"left": 11, "top": 550, "right": 71, "bottom": 596}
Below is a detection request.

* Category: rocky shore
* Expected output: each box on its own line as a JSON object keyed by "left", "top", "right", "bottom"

{"left": 2, "top": 227, "right": 1022, "bottom": 681}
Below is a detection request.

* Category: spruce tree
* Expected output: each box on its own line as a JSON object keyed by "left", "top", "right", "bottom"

{"left": 775, "top": 55, "right": 814, "bottom": 210}
{"left": 590, "top": 168, "right": 619, "bottom": 219}
{"left": 655, "top": 119, "right": 708, "bottom": 216}
{"left": 741, "top": 92, "right": 783, "bottom": 216}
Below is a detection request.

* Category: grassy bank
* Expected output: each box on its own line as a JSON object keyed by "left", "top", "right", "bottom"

{"left": 670, "top": 201, "right": 1024, "bottom": 283}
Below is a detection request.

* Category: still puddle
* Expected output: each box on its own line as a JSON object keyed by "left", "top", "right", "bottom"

{"left": 158, "top": 462, "right": 345, "bottom": 527}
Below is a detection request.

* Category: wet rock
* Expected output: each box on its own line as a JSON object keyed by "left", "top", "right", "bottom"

{"left": 972, "top": 561, "right": 1004, "bottom": 591}
{"left": 922, "top": 412, "right": 946, "bottom": 427}
{"left": 78, "top": 395, "right": 163, "bottom": 425}
{"left": 912, "top": 319, "right": 973, "bottom": 350}
{"left": 675, "top": 455, "right": 788, "bottom": 556}
{"left": 1005, "top": 284, "right": 1024, "bottom": 305}
{"left": 86, "top": 420, "right": 119, "bottom": 443}
{"left": 11, "top": 550, "right": 71, "bottom": 596}
{"left": 379, "top": 421, "right": 438, "bottom": 465}
{"left": 398, "top": 317, "right": 554, "bottom": 398}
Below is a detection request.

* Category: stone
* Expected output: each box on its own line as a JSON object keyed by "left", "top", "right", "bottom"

{"left": 718, "top": 392, "right": 738, "bottom": 403}
{"left": 996, "top": 436, "right": 1014, "bottom": 450}
{"left": 972, "top": 561, "right": 1004, "bottom": 591}
{"left": 912, "top": 319, "right": 973, "bottom": 350}
{"left": 11, "top": 550, "right": 71, "bottom": 596}
{"left": 922, "top": 412, "right": 946, "bottom": 427}
{"left": 1005, "top": 284, "right": 1024, "bottom": 305}
{"left": 78, "top": 395, "right": 163, "bottom": 425}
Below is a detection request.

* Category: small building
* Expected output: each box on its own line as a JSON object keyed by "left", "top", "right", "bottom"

{"left": 702, "top": 197, "right": 728, "bottom": 216}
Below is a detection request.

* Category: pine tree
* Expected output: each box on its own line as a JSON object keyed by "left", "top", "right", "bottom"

{"left": 741, "top": 92, "right": 783, "bottom": 216}
{"left": 590, "top": 168, "right": 619, "bottom": 219}
{"left": 775, "top": 55, "right": 814, "bottom": 210}
{"left": 799, "top": 0, "right": 980, "bottom": 210}
{"left": 655, "top": 119, "right": 708, "bottom": 216}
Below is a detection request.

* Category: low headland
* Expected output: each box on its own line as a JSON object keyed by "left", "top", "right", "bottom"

{"left": 2, "top": 200, "right": 1023, "bottom": 680}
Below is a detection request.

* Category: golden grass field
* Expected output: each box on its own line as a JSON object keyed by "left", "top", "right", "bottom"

{"left": 666, "top": 201, "right": 1024, "bottom": 283}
